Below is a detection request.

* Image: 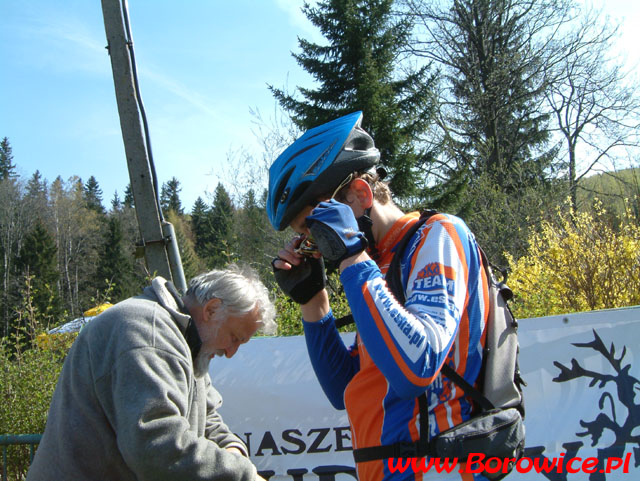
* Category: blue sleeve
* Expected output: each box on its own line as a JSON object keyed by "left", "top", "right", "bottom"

{"left": 302, "top": 311, "right": 359, "bottom": 410}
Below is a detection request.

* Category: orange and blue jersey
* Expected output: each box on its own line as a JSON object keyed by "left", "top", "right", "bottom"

{"left": 303, "top": 212, "right": 490, "bottom": 481}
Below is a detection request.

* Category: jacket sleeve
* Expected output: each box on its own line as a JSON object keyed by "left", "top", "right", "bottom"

{"left": 340, "top": 215, "right": 487, "bottom": 399}
{"left": 204, "top": 378, "right": 250, "bottom": 456}
{"left": 302, "top": 311, "right": 360, "bottom": 410}
{"left": 96, "top": 347, "right": 257, "bottom": 481}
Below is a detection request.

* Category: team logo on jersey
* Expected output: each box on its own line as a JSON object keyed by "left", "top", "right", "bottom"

{"left": 412, "top": 263, "right": 456, "bottom": 296}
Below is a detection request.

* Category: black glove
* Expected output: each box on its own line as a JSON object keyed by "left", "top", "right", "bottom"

{"left": 272, "top": 256, "right": 327, "bottom": 304}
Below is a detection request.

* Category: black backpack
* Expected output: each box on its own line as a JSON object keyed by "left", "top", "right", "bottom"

{"left": 344, "top": 211, "right": 526, "bottom": 480}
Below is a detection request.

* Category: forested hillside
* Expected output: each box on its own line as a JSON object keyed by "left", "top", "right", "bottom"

{"left": 2, "top": 0, "right": 640, "bottom": 343}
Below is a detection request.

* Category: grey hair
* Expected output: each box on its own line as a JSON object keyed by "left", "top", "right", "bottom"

{"left": 186, "top": 264, "right": 277, "bottom": 335}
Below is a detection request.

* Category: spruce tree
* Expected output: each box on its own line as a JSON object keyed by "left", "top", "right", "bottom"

{"left": 208, "top": 183, "right": 235, "bottom": 268}
{"left": 160, "top": 177, "right": 183, "bottom": 215}
{"left": 191, "top": 196, "right": 211, "bottom": 259}
{"left": 15, "top": 220, "right": 63, "bottom": 329}
{"left": 166, "top": 210, "right": 203, "bottom": 280}
{"left": 0, "top": 137, "right": 17, "bottom": 181}
{"left": 95, "top": 216, "right": 134, "bottom": 301}
{"left": 408, "top": 0, "right": 558, "bottom": 194}
{"left": 123, "top": 183, "right": 135, "bottom": 208}
{"left": 270, "top": 0, "right": 439, "bottom": 199}
{"left": 234, "top": 189, "right": 270, "bottom": 278}
{"left": 25, "top": 170, "right": 49, "bottom": 218}
{"left": 84, "top": 176, "right": 106, "bottom": 214}
{"left": 111, "top": 191, "right": 122, "bottom": 213}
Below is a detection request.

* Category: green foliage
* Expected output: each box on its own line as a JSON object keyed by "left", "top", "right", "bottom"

{"left": 207, "top": 183, "right": 237, "bottom": 268}
{"left": 408, "top": 0, "right": 561, "bottom": 199}
{"left": 123, "top": 183, "right": 135, "bottom": 208}
{"left": 270, "top": 0, "right": 439, "bottom": 200}
{"left": 275, "top": 270, "right": 354, "bottom": 336}
{"left": 578, "top": 168, "right": 640, "bottom": 220}
{"left": 83, "top": 175, "right": 105, "bottom": 215}
{"left": 166, "top": 210, "right": 206, "bottom": 280}
{"left": 161, "top": 177, "right": 184, "bottom": 215}
{"left": 0, "top": 333, "right": 69, "bottom": 480}
{"left": 15, "top": 222, "right": 64, "bottom": 329}
{"left": 94, "top": 216, "right": 138, "bottom": 301}
{"left": 430, "top": 172, "right": 566, "bottom": 266}
{"left": 232, "top": 189, "right": 273, "bottom": 280}
{"left": 507, "top": 199, "right": 640, "bottom": 318}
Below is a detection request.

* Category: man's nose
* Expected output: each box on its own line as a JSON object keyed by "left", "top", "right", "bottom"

{"left": 225, "top": 343, "right": 240, "bottom": 358}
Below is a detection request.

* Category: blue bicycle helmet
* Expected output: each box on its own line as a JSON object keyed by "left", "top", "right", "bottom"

{"left": 267, "top": 111, "right": 380, "bottom": 231}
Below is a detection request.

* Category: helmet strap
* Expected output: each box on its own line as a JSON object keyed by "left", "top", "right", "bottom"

{"left": 357, "top": 208, "right": 379, "bottom": 261}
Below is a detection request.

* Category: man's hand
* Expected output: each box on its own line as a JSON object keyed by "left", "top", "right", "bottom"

{"left": 225, "top": 446, "right": 245, "bottom": 456}
{"left": 306, "top": 199, "right": 368, "bottom": 263}
{"left": 272, "top": 236, "right": 327, "bottom": 305}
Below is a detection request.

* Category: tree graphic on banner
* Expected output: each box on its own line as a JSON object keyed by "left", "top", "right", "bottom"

{"left": 549, "top": 330, "right": 640, "bottom": 480}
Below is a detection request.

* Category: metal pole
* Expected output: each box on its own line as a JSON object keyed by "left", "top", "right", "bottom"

{"left": 101, "top": 0, "right": 184, "bottom": 286}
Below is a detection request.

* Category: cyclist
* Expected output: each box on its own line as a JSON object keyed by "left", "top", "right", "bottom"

{"left": 268, "top": 111, "right": 490, "bottom": 480}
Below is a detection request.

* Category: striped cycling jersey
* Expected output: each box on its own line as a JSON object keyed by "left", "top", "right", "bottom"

{"left": 303, "top": 212, "right": 490, "bottom": 481}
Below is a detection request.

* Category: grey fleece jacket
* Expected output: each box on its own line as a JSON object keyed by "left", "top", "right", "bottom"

{"left": 27, "top": 278, "right": 257, "bottom": 481}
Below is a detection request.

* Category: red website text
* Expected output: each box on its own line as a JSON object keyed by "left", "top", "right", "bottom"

{"left": 387, "top": 452, "right": 632, "bottom": 476}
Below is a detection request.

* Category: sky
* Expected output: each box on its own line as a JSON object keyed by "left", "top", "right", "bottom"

{"left": 1, "top": 0, "right": 638, "bottom": 212}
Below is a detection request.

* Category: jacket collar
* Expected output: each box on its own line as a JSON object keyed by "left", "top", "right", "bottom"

{"left": 151, "top": 277, "right": 202, "bottom": 360}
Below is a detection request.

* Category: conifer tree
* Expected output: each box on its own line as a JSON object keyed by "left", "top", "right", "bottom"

{"left": 15, "top": 220, "right": 63, "bottom": 329}
{"left": 406, "top": 0, "right": 562, "bottom": 193}
{"left": 160, "top": 177, "right": 183, "bottom": 215}
{"left": 111, "top": 191, "right": 122, "bottom": 213}
{"left": 95, "top": 216, "right": 135, "bottom": 301}
{"left": 191, "top": 196, "right": 211, "bottom": 259}
{"left": 123, "top": 183, "right": 135, "bottom": 208}
{"left": 166, "top": 210, "right": 204, "bottom": 280}
{"left": 26, "top": 171, "right": 47, "bottom": 200}
{"left": 208, "top": 183, "right": 235, "bottom": 267}
{"left": 234, "top": 189, "right": 271, "bottom": 278}
{"left": 270, "top": 0, "right": 439, "bottom": 199}
{"left": 83, "top": 176, "right": 105, "bottom": 215}
{"left": 0, "top": 137, "right": 17, "bottom": 181}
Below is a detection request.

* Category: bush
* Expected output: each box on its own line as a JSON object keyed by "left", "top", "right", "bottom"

{"left": 506, "top": 199, "right": 640, "bottom": 318}
{"left": 0, "top": 333, "right": 72, "bottom": 480}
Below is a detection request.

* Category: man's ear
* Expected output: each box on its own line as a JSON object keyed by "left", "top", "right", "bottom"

{"left": 203, "top": 297, "right": 221, "bottom": 322}
{"left": 348, "top": 178, "right": 373, "bottom": 209}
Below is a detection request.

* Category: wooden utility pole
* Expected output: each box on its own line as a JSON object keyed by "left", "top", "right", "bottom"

{"left": 101, "top": 0, "right": 187, "bottom": 292}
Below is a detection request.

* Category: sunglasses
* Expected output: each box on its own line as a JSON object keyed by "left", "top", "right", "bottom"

{"left": 294, "top": 174, "right": 355, "bottom": 257}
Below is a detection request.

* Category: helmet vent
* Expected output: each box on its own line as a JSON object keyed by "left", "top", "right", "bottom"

{"left": 280, "top": 187, "right": 290, "bottom": 204}
{"left": 273, "top": 167, "right": 295, "bottom": 207}
{"left": 303, "top": 140, "right": 337, "bottom": 178}
{"left": 344, "top": 128, "right": 375, "bottom": 151}
{"left": 283, "top": 142, "right": 321, "bottom": 169}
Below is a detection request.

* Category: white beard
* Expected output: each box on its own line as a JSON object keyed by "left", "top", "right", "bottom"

{"left": 193, "top": 350, "right": 211, "bottom": 378}
{"left": 193, "top": 349, "right": 226, "bottom": 377}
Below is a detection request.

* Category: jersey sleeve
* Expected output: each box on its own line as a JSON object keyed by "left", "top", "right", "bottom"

{"left": 302, "top": 311, "right": 360, "bottom": 410}
{"left": 340, "top": 214, "right": 487, "bottom": 399}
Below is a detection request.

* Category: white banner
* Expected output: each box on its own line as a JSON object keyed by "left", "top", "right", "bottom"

{"left": 210, "top": 307, "right": 640, "bottom": 480}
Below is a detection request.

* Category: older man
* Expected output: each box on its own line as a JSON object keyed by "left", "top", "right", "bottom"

{"left": 27, "top": 264, "right": 276, "bottom": 481}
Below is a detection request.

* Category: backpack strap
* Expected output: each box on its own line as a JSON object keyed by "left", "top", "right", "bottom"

{"left": 352, "top": 393, "right": 431, "bottom": 462}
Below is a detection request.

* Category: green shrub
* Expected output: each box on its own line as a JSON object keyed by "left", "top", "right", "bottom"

{"left": 0, "top": 334, "right": 71, "bottom": 480}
